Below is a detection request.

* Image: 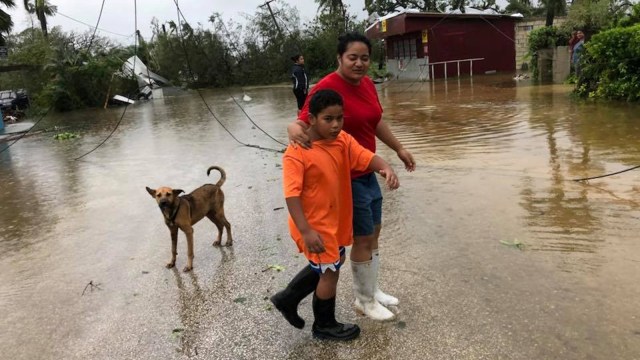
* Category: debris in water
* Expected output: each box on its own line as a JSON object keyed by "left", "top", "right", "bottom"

{"left": 81, "top": 280, "right": 102, "bottom": 296}
{"left": 500, "top": 238, "right": 525, "bottom": 250}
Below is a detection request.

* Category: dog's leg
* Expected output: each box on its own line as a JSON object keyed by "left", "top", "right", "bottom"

{"left": 207, "top": 213, "right": 224, "bottom": 246}
{"left": 167, "top": 226, "right": 178, "bottom": 269}
{"left": 223, "top": 217, "right": 233, "bottom": 246}
{"left": 183, "top": 226, "right": 195, "bottom": 272}
{"left": 208, "top": 212, "right": 232, "bottom": 246}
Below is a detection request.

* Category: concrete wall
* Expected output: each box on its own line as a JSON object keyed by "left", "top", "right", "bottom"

{"left": 387, "top": 57, "right": 431, "bottom": 81}
{"left": 515, "top": 17, "right": 566, "bottom": 71}
{"left": 537, "top": 46, "right": 570, "bottom": 83}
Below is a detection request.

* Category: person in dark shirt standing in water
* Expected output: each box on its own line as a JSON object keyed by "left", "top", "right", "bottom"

{"left": 291, "top": 54, "right": 309, "bottom": 116}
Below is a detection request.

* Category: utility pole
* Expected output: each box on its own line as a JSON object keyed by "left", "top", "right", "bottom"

{"left": 260, "top": 0, "right": 283, "bottom": 39}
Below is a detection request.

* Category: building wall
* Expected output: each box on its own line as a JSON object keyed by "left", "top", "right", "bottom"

{"left": 537, "top": 45, "right": 570, "bottom": 83}
{"left": 384, "top": 17, "right": 516, "bottom": 79}
{"left": 428, "top": 17, "right": 515, "bottom": 78}
{"left": 515, "top": 17, "right": 567, "bottom": 71}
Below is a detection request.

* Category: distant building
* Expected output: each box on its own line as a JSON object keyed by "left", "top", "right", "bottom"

{"left": 365, "top": 10, "right": 523, "bottom": 80}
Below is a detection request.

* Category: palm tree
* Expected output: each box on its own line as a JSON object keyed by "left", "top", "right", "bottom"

{"left": 540, "top": 0, "right": 566, "bottom": 26}
{"left": 315, "top": 0, "right": 347, "bottom": 32}
{"left": 23, "top": 0, "right": 56, "bottom": 37}
{"left": 316, "top": 0, "right": 345, "bottom": 15}
{"left": 0, "top": 0, "right": 15, "bottom": 46}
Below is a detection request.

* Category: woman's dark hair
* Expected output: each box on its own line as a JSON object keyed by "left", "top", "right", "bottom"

{"left": 309, "top": 89, "right": 343, "bottom": 116}
{"left": 337, "top": 32, "right": 372, "bottom": 56}
{"left": 291, "top": 54, "right": 302, "bottom": 62}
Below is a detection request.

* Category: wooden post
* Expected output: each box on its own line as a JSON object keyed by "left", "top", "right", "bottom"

{"left": 103, "top": 73, "right": 115, "bottom": 109}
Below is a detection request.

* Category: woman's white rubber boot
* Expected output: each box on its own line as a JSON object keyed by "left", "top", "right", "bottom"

{"left": 351, "top": 260, "right": 395, "bottom": 321}
{"left": 372, "top": 249, "right": 399, "bottom": 306}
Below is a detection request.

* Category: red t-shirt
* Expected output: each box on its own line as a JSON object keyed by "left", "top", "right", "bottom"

{"left": 298, "top": 72, "right": 382, "bottom": 178}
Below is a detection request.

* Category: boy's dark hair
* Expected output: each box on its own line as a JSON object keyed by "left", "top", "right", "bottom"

{"left": 291, "top": 54, "right": 302, "bottom": 62}
{"left": 309, "top": 89, "right": 343, "bottom": 117}
{"left": 337, "top": 32, "right": 372, "bottom": 56}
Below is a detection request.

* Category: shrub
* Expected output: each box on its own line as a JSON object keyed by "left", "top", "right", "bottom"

{"left": 576, "top": 24, "right": 640, "bottom": 101}
{"left": 527, "top": 26, "right": 570, "bottom": 79}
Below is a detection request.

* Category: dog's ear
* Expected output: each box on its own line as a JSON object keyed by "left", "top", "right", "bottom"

{"left": 146, "top": 187, "right": 156, "bottom": 197}
{"left": 173, "top": 189, "right": 184, "bottom": 196}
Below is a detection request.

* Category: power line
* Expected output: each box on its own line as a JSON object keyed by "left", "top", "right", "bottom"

{"left": 57, "top": 11, "right": 133, "bottom": 38}
{"left": 74, "top": 0, "right": 138, "bottom": 161}
{"left": 172, "top": 0, "right": 286, "bottom": 151}
{"left": 86, "top": 0, "right": 108, "bottom": 51}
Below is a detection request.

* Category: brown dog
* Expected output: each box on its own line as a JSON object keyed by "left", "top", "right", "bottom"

{"left": 146, "top": 166, "right": 232, "bottom": 272}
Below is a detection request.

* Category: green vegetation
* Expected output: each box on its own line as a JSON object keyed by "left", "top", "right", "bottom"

{"left": 524, "top": 0, "right": 640, "bottom": 102}
{"left": 53, "top": 131, "right": 79, "bottom": 140}
{"left": 569, "top": 2, "right": 640, "bottom": 101}
{"left": 527, "top": 26, "right": 569, "bottom": 78}
{"left": 0, "top": 1, "right": 379, "bottom": 112}
{"left": 576, "top": 23, "right": 640, "bottom": 101}
{"left": 2, "top": 0, "right": 639, "bottom": 111}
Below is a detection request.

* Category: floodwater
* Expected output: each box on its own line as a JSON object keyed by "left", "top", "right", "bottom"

{"left": 1, "top": 74, "right": 639, "bottom": 359}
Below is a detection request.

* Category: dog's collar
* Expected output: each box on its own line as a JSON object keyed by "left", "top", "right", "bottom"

{"left": 164, "top": 199, "right": 181, "bottom": 226}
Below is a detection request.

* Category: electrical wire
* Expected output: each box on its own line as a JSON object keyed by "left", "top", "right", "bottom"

{"left": 57, "top": 11, "right": 133, "bottom": 38}
{"left": 86, "top": 0, "right": 108, "bottom": 52}
{"left": 172, "top": 0, "right": 286, "bottom": 152}
{"left": 211, "top": 14, "right": 289, "bottom": 147}
{"left": 74, "top": 0, "right": 138, "bottom": 161}
{"left": 571, "top": 165, "right": 640, "bottom": 182}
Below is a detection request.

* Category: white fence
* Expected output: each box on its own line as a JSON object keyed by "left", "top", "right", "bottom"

{"left": 387, "top": 57, "right": 485, "bottom": 81}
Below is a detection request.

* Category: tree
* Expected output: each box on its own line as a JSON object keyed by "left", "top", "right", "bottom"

{"left": 23, "top": 0, "right": 56, "bottom": 38}
{"left": 315, "top": 0, "right": 348, "bottom": 32}
{"left": 539, "top": 0, "right": 566, "bottom": 26}
{"left": 316, "top": 0, "right": 345, "bottom": 14}
{"left": 505, "top": 0, "right": 534, "bottom": 16}
{"left": 364, "top": 0, "right": 446, "bottom": 15}
{"left": 0, "top": 0, "right": 15, "bottom": 46}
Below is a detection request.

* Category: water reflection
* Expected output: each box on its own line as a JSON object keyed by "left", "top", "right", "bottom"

{"left": 379, "top": 74, "right": 640, "bottom": 273}
{"left": 1, "top": 75, "right": 639, "bottom": 358}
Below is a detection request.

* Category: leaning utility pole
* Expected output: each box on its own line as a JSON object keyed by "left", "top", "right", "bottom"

{"left": 260, "top": 0, "right": 283, "bottom": 39}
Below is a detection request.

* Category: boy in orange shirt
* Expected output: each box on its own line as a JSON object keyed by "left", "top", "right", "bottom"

{"left": 271, "top": 89, "right": 399, "bottom": 341}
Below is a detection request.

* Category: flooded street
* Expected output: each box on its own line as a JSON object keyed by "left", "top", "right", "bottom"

{"left": 1, "top": 75, "right": 639, "bottom": 359}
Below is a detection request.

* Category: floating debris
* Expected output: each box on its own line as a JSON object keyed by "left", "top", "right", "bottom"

{"left": 54, "top": 132, "right": 80, "bottom": 140}
{"left": 500, "top": 238, "right": 525, "bottom": 250}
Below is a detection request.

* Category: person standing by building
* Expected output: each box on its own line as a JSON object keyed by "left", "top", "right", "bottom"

{"left": 291, "top": 54, "right": 309, "bottom": 116}
{"left": 287, "top": 32, "right": 416, "bottom": 321}
{"left": 572, "top": 31, "right": 585, "bottom": 76}
{"left": 568, "top": 30, "right": 578, "bottom": 70}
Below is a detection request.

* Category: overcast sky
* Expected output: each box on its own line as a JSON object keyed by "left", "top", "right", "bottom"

{"left": 7, "top": 0, "right": 369, "bottom": 43}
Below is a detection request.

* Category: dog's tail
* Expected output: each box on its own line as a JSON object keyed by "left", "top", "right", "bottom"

{"left": 207, "top": 166, "right": 226, "bottom": 187}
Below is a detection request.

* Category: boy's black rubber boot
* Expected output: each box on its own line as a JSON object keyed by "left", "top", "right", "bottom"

{"left": 311, "top": 294, "right": 361, "bottom": 341}
{"left": 270, "top": 266, "right": 319, "bottom": 329}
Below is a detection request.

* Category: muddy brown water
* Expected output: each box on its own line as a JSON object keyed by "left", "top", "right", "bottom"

{"left": 1, "top": 75, "right": 639, "bottom": 359}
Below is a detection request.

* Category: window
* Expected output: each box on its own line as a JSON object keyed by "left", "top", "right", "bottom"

{"left": 392, "top": 38, "right": 417, "bottom": 59}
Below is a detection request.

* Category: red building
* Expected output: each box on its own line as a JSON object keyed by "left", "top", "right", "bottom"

{"left": 365, "top": 11, "right": 521, "bottom": 80}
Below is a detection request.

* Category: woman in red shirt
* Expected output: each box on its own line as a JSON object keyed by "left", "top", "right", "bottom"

{"left": 286, "top": 32, "right": 416, "bottom": 321}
